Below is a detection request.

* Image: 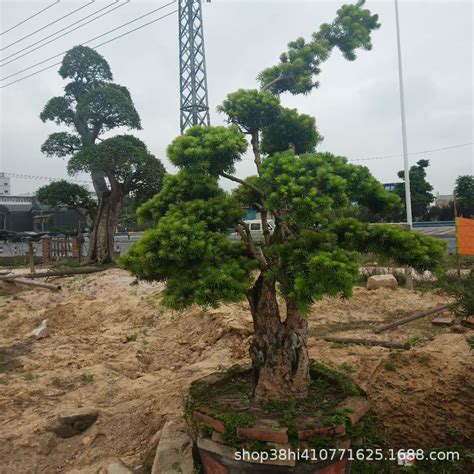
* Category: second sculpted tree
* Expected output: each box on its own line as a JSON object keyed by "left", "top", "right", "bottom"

{"left": 122, "top": 1, "right": 445, "bottom": 401}
{"left": 394, "top": 159, "right": 435, "bottom": 220}
{"left": 40, "top": 46, "right": 164, "bottom": 262}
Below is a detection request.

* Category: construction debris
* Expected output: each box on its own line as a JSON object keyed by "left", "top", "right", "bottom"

{"left": 7, "top": 278, "right": 61, "bottom": 291}
{"left": 431, "top": 317, "right": 454, "bottom": 327}
{"left": 50, "top": 408, "right": 99, "bottom": 438}
{"left": 367, "top": 274, "right": 398, "bottom": 290}
{"left": 151, "top": 419, "right": 194, "bottom": 474}
{"left": 324, "top": 336, "right": 410, "bottom": 350}
{"left": 0, "top": 267, "right": 110, "bottom": 282}
{"left": 374, "top": 304, "right": 450, "bottom": 334}
{"left": 31, "top": 320, "right": 49, "bottom": 340}
{"left": 106, "top": 459, "right": 133, "bottom": 474}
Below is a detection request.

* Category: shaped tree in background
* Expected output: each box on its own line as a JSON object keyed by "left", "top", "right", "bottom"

{"left": 120, "top": 1, "right": 445, "bottom": 400}
{"left": 68, "top": 135, "right": 165, "bottom": 262}
{"left": 39, "top": 46, "right": 165, "bottom": 262}
{"left": 36, "top": 180, "right": 96, "bottom": 229}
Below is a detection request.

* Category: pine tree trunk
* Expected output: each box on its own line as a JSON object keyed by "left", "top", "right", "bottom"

{"left": 247, "top": 274, "right": 310, "bottom": 401}
{"left": 87, "top": 188, "right": 122, "bottom": 264}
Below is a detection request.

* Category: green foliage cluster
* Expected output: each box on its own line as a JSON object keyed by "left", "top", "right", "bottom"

{"left": 36, "top": 180, "right": 96, "bottom": 218}
{"left": 217, "top": 89, "right": 280, "bottom": 135}
{"left": 68, "top": 135, "right": 165, "bottom": 196}
{"left": 40, "top": 49, "right": 141, "bottom": 151}
{"left": 121, "top": 123, "right": 445, "bottom": 313}
{"left": 394, "top": 159, "right": 435, "bottom": 220}
{"left": 120, "top": 155, "right": 256, "bottom": 309}
{"left": 167, "top": 125, "right": 247, "bottom": 176}
{"left": 213, "top": 412, "right": 253, "bottom": 443}
{"left": 219, "top": 88, "right": 322, "bottom": 156}
{"left": 258, "top": 0, "right": 380, "bottom": 94}
{"left": 261, "top": 108, "right": 321, "bottom": 155}
{"left": 444, "top": 271, "right": 474, "bottom": 317}
{"left": 454, "top": 175, "right": 474, "bottom": 217}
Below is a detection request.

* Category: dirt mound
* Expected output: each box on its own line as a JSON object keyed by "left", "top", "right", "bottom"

{"left": 0, "top": 270, "right": 472, "bottom": 473}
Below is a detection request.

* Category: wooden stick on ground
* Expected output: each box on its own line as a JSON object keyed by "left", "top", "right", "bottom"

{"left": 324, "top": 336, "right": 410, "bottom": 350}
{"left": 6, "top": 278, "right": 61, "bottom": 291}
{"left": 0, "top": 267, "right": 110, "bottom": 281}
{"left": 374, "top": 304, "right": 450, "bottom": 334}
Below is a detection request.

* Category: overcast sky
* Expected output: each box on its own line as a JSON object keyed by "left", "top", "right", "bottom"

{"left": 0, "top": 0, "right": 473, "bottom": 197}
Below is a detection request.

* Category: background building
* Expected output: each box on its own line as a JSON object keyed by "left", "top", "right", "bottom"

{"left": 0, "top": 195, "right": 86, "bottom": 233}
{"left": 0, "top": 173, "right": 11, "bottom": 195}
{"left": 435, "top": 194, "right": 454, "bottom": 208}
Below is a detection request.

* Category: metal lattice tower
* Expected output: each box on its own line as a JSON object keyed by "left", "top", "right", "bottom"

{"left": 179, "top": 0, "right": 211, "bottom": 133}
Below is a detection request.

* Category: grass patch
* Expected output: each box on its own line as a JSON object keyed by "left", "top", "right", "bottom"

{"left": 383, "top": 361, "right": 396, "bottom": 372}
{"left": 407, "top": 335, "right": 421, "bottom": 347}
{"left": 339, "top": 362, "right": 355, "bottom": 373}
{"left": 214, "top": 412, "right": 253, "bottom": 443}
{"left": 466, "top": 336, "right": 474, "bottom": 351}
{"left": 171, "top": 462, "right": 182, "bottom": 473}
{"left": 80, "top": 373, "right": 94, "bottom": 384}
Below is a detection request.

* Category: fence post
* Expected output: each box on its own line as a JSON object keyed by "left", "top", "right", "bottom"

{"left": 71, "top": 236, "right": 82, "bottom": 263}
{"left": 41, "top": 236, "right": 51, "bottom": 265}
{"left": 28, "top": 240, "right": 35, "bottom": 273}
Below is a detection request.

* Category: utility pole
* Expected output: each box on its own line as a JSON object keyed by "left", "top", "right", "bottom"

{"left": 394, "top": 0, "right": 412, "bottom": 229}
{"left": 178, "top": 0, "right": 211, "bottom": 133}
{"left": 395, "top": 0, "right": 414, "bottom": 289}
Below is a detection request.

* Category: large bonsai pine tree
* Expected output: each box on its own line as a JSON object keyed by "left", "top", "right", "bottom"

{"left": 39, "top": 46, "right": 163, "bottom": 262}
{"left": 121, "top": 1, "right": 445, "bottom": 401}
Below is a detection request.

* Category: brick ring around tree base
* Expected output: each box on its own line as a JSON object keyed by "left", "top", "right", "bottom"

{"left": 185, "top": 363, "right": 372, "bottom": 473}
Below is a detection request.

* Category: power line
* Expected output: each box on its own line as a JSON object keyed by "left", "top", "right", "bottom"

{"left": 238, "top": 142, "right": 473, "bottom": 161}
{"left": 0, "top": 8, "right": 177, "bottom": 88}
{"left": 349, "top": 142, "right": 474, "bottom": 162}
{"left": 0, "top": 0, "right": 95, "bottom": 51}
{"left": 5, "top": 141, "right": 473, "bottom": 183}
{"left": 1, "top": 1, "right": 177, "bottom": 82}
{"left": 1, "top": 0, "right": 129, "bottom": 67}
{"left": 0, "top": 0, "right": 61, "bottom": 36}
{"left": 2, "top": 172, "right": 92, "bottom": 184}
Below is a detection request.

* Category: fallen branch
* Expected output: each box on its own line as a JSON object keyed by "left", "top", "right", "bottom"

{"left": 7, "top": 278, "right": 61, "bottom": 291}
{"left": 324, "top": 336, "right": 410, "bottom": 350}
{"left": 374, "top": 304, "right": 450, "bottom": 334}
{"left": 0, "top": 267, "right": 110, "bottom": 281}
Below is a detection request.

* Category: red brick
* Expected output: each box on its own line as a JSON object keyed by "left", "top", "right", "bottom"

{"left": 337, "top": 397, "right": 371, "bottom": 425}
{"left": 461, "top": 316, "right": 474, "bottom": 329}
{"left": 200, "top": 450, "right": 229, "bottom": 474}
{"left": 432, "top": 317, "right": 454, "bottom": 326}
{"left": 193, "top": 411, "right": 225, "bottom": 433}
{"left": 298, "top": 424, "right": 346, "bottom": 441}
{"left": 338, "top": 439, "right": 351, "bottom": 450}
{"left": 236, "top": 426, "right": 288, "bottom": 444}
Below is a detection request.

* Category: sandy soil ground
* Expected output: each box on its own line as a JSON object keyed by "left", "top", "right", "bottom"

{"left": 0, "top": 268, "right": 472, "bottom": 473}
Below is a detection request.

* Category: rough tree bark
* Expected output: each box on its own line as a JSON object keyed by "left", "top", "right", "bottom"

{"left": 251, "top": 132, "right": 262, "bottom": 170}
{"left": 247, "top": 273, "right": 310, "bottom": 401}
{"left": 87, "top": 185, "right": 123, "bottom": 264}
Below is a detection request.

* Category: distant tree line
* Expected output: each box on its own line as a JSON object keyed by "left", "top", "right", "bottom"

{"left": 392, "top": 159, "right": 473, "bottom": 222}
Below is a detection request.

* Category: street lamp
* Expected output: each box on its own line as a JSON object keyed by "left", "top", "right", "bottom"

{"left": 394, "top": 0, "right": 414, "bottom": 288}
